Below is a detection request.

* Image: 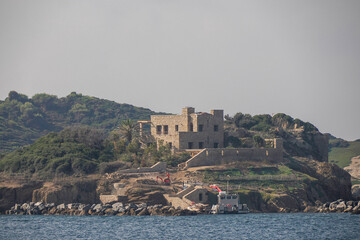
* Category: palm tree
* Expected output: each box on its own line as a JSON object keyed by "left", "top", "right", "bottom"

{"left": 119, "top": 119, "right": 139, "bottom": 143}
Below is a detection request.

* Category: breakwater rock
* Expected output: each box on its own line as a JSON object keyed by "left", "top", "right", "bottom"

{"left": 304, "top": 199, "right": 360, "bottom": 214}
{"left": 4, "top": 202, "right": 198, "bottom": 216}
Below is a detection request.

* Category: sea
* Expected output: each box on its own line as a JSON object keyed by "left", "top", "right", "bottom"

{"left": 0, "top": 213, "right": 359, "bottom": 240}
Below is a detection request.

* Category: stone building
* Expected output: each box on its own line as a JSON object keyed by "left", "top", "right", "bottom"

{"left": 150, "top": 107, "right": 224, "bottom": 151}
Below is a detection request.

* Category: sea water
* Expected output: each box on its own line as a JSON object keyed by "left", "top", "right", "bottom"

{"left": 0, "top": 213, "right": 359, "bottom": 240}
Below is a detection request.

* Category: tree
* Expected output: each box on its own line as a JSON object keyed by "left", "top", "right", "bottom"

{"left": 253, "top": 135, "right": 265, "bottom": 148}
{"left": 118, "top": 119, "right": 139, "bottom": 143}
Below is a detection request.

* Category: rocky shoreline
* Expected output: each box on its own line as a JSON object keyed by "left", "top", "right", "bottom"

{"left": 4, "top": 202, "right": 198, "bottom": 216}
{"left": 304, "top": 199, "right": 360, "bottom": 214}
{"left": 4, "top": 199, "right": 360, "bottom": 216}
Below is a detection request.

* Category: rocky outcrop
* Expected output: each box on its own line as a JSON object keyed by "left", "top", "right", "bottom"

{"left": 5, "top": 202, "right": 198, "bottom": 216}
{"left": 0, "top": 181, "right": 42, "bottom": 213}
{"left": 126, "top": 188, "right": 168, "bottom": 206}
{"left": 287, "top": 158, "right": 352, "bottom": 201}
{"left": 274, "top": 127, "right": 329, "bottom": 162}
{"left": 32, "top": 180, "right": 99, "bottom": 204}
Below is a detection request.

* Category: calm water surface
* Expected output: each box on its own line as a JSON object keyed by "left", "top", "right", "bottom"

{"left": 0, "top": 213, "right": 359, "bottom": 240}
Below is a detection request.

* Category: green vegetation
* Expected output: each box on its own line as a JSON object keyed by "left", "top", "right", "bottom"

{"left": 0, "top": 91, "right": 160, "bottom": 154}
{"left": 225, "top": 112, "right": 326, "bottom": 161}
{"left": 229, "top": 112, "right": 317, "bottom": 133}
{"left": 329, "top": 141, "right": 360, "bottom": 168}
{"left": 0, "top": 124, "right": 190, "bottom": 178}
{"left": 202, "top": 164, "right": 315, "bottom": 194}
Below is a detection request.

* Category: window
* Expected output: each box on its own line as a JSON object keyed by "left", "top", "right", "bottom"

{"left": 189, "top": 123, "right": 193, "bottom": 132}
{"left": 214, "top": 142, "right": 219, "bottom": 148}
{"left": 175, "top": 125, "right": 179, "bottom": 131}
{"left": 214, "top": 125, "right": 219, "bottom": 132}
{"left": 198, "top": 124, "right": 203, "bottom": 132}
{"left": 199, "top": 142, "right": 204, "bottom": 149}
{"left": 156, "top": 125, "right": 162, "bottom": 134}
{"left": 232, "top": 196, "right": 237, "bottom": 199}
{"left": 199, "top": 193, "right": 203, "bottom": 201}
{"left": 164, "top": 125, "right": 168, "bottom": 134}
{"left": 227, "top": 196, "right": 231, "bottom": 199}
{"left": 188, "top": 142, "right": 193, "bottom": 149}
{"left": 169, "top": 142, "right": 172, "bottom": 148}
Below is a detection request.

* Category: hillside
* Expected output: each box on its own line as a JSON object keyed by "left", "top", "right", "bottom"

{"left": 0, "top": 91, "right": 159, "bottom": 155}
{"left": 0, "top": 93, "right": 355, "bottom": 213}
{"left": 328, "top": 138, "right": 360, "bottom": 168}
{"left": 0, "top": 125, "right": 190, "bottom": 179}
{"left": 223, "top": 113, "right": 329, "bottom": 162}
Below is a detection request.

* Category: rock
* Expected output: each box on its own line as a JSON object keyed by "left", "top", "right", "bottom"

{"left": 49, "top": 207, "right": 57, "bottom": 214}
{"left": 0, "top": 181, "right": 42, "bottom": 213}
{"left": 103, "top": 204, "right": 112, "bottom": 209}
{"left": 130, "top": 208, "right": 136, "bottom": 216}
{"left": 304, "top": 206, "right": 317, "bottom": 213}
{"left": 78, "top": 204, "right": 90, "bottom": 212}
{"left": 346, "top": 201, "right": 354, "bottom": 207}
{"left": 32, "top": 180, "right": 99, "bottom": 205}
{"left": 336, "top": 201, "right": 346, "bottom": 211}
{"left": 137, "top": 208, "right": 149, "bottom": 216}
{"left": 21, "top": 203, "right": 30, "bottom": 211}
{"left": 79, "top": 210, "right": 87, "bottom": 216}
{"left": 93, "top": 204, "right": 103, "bottom": 213}
{"left": 67, "top": 203, "right": 76, "bottom": 210}
{"left": 351, "top": 185, "right": 360, "bottom": 200}
{"left": 14, "top": 203, "right": 21, "bottom": 211}
{"left": 329, "top": 201, "right": 338, "bottom": 211}
{"left": 45, "top": 203, "right": 55, "bottom": 208}
{"left": 37, "top": 203, "right": 45, "bottom": 211}
{"left": 104, "top": 208, "right": 115, "bottom": 215}
{"left": 351, "top": 205, "right": 360, "bottom": 214}
{"left": 136, "top": 203, "right": 147, "bottom": 209}
{"left": 344, "top": 206, "right": 353, "bottom": 213}
{"left": 57, "top": 203, "right": 66, "bottom": 210}
{"left": 128, "top": 203, "right": 137, "bottom": 209}
{"left": 112, "top": 202, "right": 123, "bottom": 212}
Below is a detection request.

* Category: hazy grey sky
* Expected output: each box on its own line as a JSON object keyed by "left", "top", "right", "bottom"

{"left": 0, "top": 0, "right": 359, "bottom": 140}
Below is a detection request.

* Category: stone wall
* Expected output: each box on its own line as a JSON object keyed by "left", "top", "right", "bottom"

{"left": 182, "top": 138, "right": 283, "bottom": 169}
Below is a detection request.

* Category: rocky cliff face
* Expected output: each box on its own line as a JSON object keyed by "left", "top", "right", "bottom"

{"left": 32, "top": 180, "right": 99, "bottom": 204}
{"left": 235, "top": 157, "right": 352, "bottom": 213}
{"left": 287, "top": 157, "right": 352, "bottom": 201}
{"left": 276, "top": 129, "right": 329, "bottom": 162}
{"left": 0, "top": 181, "right": 42, "bottom": 212}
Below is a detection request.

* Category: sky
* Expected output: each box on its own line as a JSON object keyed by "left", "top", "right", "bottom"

{"left": 0, "top": 0, "right": 359, "bottom": 140}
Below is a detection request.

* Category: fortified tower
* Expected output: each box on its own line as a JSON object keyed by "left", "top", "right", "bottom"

{"left": 150, "top": 107, "right": 224, "bottom": 150}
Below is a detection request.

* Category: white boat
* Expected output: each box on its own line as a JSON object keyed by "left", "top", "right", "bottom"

{"left": 210, "top": 191, "right": 249, "bottom": 214}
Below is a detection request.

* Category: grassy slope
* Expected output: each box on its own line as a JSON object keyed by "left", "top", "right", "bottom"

{"left": 329, "top": 141, "right": 360, "bottom": 168}
{"left": 202, "top": 164, "right": 315, "bottom": 195}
